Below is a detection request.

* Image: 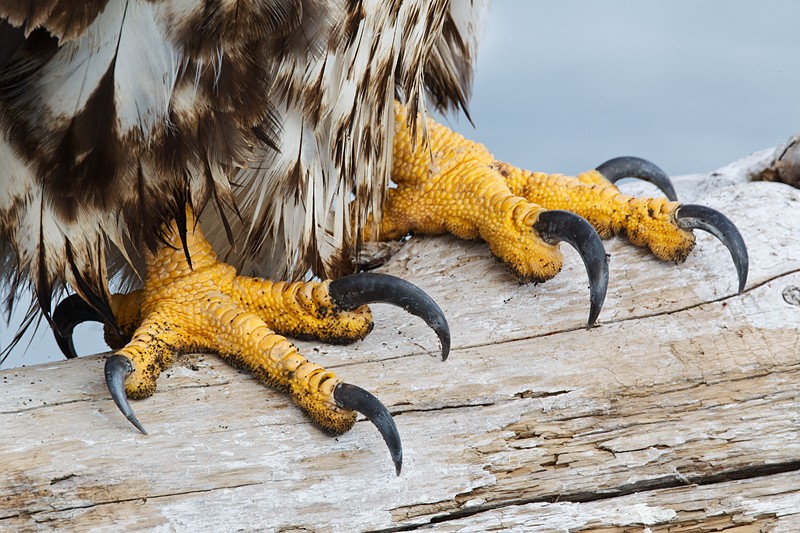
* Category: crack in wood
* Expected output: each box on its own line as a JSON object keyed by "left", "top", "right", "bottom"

{"left": 367, "top": 364, "right": 800, "bottom": 530}
{"left": 0, "top": 379, "right": 238, "bottom": 415}
{"left": 433, "top": 267, "right": 800, "bottom": 355}
{"left": 370, "top": 460, "right": 800, "bottom": 532}
{"left": 392, "top": 400, "right": 496, "bottom": 416}
{"left": 0, "top": 398, "right": 86, "bottom": 415}
{"left": 264, "top": 267, "right": 800, "bottom": 377}
{"left": 0, "top": 481, "right": 263, "bottom": 522}
{"left": 2, "top": 179, "right": 798, "bottom": 531}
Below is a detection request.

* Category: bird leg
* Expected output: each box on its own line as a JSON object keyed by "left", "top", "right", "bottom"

{"left": 54, "top": 208, "right": 450, "bottom": 475}
{"left": 378, "top": 104, "right": 747, "bottom": 311}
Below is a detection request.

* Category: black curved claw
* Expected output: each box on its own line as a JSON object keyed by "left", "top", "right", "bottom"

{"left": 676, "top": 204, "right": 749, "bottom": 294}
{"left": 333, "top": 382, "right": 402, "bottom": 475}
{"left": 329, "top": 272, "right": 450, "bottom": 361}
{"left": 105, "top": 354, "right": 147, "bottom": 434}
{"left": 534, "top": 210, "right": 609, "bottom": 328}
{"left": 52, "top": 294, "right": 104, "bottom": 359}
{"left": 597, "top": 156, "right": 678, "bottom": 202}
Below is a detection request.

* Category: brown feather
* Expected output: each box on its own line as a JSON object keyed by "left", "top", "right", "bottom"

{"left": 0, "top": 0, "right": 487, "bottom": 361}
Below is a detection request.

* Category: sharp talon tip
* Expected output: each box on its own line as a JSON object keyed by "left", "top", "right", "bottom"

{"left": 329, "top": 273, "right": 451, "bottom": 361}
{"left": 440, "top": 334, "right": 451, "bottom": 362}
{"left": 54, "top": 332, "right": 78, "bottom": 360}
{"left": 597, "top": 156, "right": 678, "bottom": 201}
{"left": 676, "top": 204, "right": 749, "bottom": 294}
{"left": 334, "top": 382, "right": 402, "bottom": 475}
{"left": 587, "top": 298, "right": 602, "bottom": 330}
{"left": 534, "top": 211, "right": 609, "bottom": 327}
{"left": 105, "top": 355, "right": 147, "bottom": 434}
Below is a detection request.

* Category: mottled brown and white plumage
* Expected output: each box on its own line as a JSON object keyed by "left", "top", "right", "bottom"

{"left": 0, "top": 0, "right": 487, "bottom": 350}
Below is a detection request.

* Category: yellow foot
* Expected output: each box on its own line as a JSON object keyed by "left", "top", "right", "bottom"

{"left": 378, "top": 104, "right": 612, "bottom": 326}
{"left": 379, "top": 103, "right": 748, "bottom": 312}
{"left": 501, "top": 160, "right": 747, "bottom": 292}
{"left": 53, "top": 209, "right": 449, "bottom": 475}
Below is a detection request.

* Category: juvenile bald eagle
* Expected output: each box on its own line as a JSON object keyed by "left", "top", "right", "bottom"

{"left": 0, "top": 1, "right": 746, "bottom": 474}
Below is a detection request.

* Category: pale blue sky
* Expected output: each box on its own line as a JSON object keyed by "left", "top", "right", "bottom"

{"left": 465, "top": 1, "right": 800, "bottom": 175}
{"left": 3, "top": 1, "right": 800, "bottom": 368}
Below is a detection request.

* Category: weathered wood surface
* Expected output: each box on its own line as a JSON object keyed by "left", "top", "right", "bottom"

{"left": 2, "top": 149, "right": 800, "bottom": 531}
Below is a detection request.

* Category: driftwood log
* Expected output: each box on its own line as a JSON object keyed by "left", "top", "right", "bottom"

{"left": 2, "top": 149, "right": 800, "bottom": 531}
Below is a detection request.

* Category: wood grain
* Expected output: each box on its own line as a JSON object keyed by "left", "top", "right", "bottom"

{"left": 2, "top": 150, "right": 799, "bottom": 532}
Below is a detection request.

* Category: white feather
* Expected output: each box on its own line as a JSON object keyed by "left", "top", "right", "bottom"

{"left": 115, "top": 2, "right": 181, "bottom": 138}
{"left": 1, "top": 0, "right": 487, "bottom": 322}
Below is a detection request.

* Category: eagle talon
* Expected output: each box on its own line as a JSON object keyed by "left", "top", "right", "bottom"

{"left": 105, "top": 354, "right": 147, "bottom": 435}
{"left": 333, "top": 382, "right": 402, "bottom": 475}
{"left": 533, "top": 210, "right": 609, "bottom": 328}
{"left": 596, "top": 156, "right": 678, "bottom": 201}
{"left": 53, "top": 294, "right": 104, "bottom": 359}
{"left": 329, "top": 273, "right": 450, "bottom": 360}
{"left": 675, "top": 204, "right": 749, "bottom": 293}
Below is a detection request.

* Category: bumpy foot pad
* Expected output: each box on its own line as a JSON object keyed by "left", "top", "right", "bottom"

{"left": 379, "top": 103, "right": 747, "bottom": 296}
{"left": 54, "top": 210, "right": 449, "bottom": 475}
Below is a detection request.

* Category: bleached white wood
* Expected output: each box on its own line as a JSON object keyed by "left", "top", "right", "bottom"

{"left": 2, "top": 152, "right": 799, "bottom": 531}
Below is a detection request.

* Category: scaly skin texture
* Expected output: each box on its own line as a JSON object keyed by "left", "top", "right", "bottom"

{"left": 501, "top": 166, "right": 694, "bottom": 262}
{"left": 380, "top": 103, "right": 695, "bottom": 281}
{"left": 380, "top": 104, "right": 562, "bottom": 282}
{"left": 106, "top": 209, "right": 374, "bottom": 435}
